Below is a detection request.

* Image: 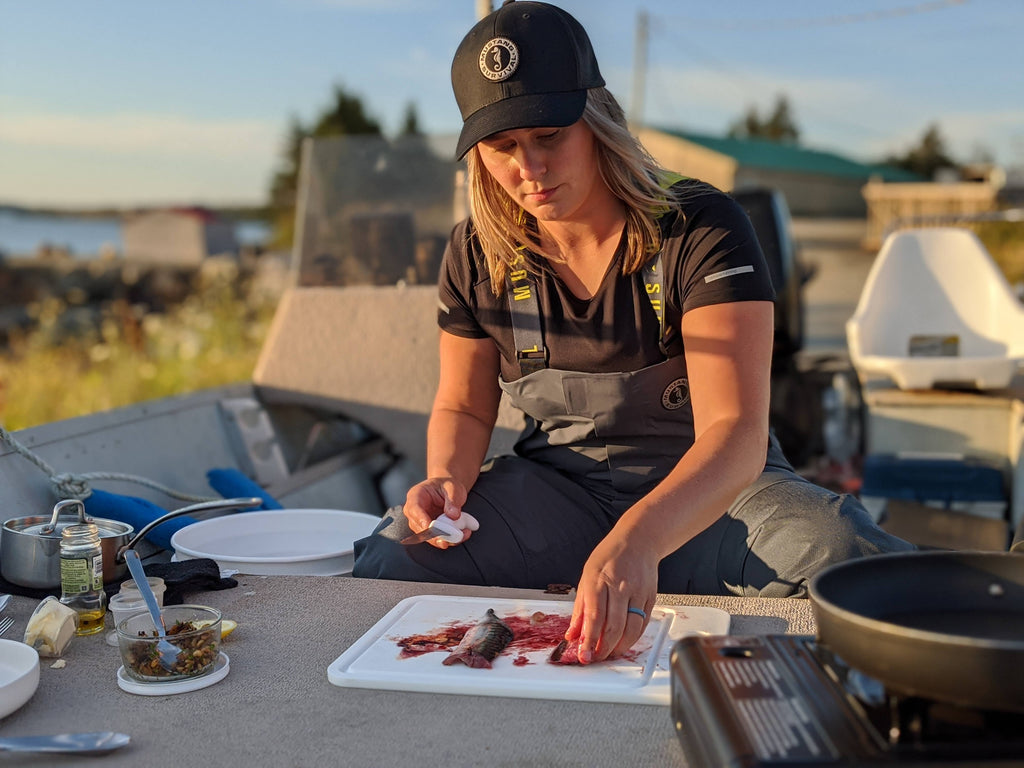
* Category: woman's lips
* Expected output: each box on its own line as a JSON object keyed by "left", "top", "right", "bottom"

{"left": 525, "top": 186, "right": 557, "bottom": 204}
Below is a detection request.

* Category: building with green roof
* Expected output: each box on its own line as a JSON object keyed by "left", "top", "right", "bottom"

{"left": 636, "top": 126, "right": 922, "bottom": 217}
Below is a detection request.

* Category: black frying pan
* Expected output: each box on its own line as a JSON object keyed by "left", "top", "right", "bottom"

{"left": 808, "top": 550, "right": 1024, "bottom": 712}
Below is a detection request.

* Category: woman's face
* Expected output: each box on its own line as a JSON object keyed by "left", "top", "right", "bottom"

{"left": 475, "top": 121, "right": 608, "bottom": 223}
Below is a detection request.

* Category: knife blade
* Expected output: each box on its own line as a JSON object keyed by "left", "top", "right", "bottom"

{"left": 399, "top": 527, "right": 448, "bottom": 546}
{"left": 399, "top": 512, "right": 479, "bottom": 546}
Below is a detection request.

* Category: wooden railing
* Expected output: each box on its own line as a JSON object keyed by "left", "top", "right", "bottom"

{"left": 862, "top": 180, "right": 999, "bottom": 249}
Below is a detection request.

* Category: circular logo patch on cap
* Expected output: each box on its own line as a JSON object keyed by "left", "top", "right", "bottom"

{"left": 661, "top": 378, "right": 690, "bottom": 410}
{"left": 479, "top": 37, "right": 519, "bottom": 82}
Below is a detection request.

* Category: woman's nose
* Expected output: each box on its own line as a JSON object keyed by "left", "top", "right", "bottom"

{"left": 517, "top": 148, "right": 546, "bottom": 180}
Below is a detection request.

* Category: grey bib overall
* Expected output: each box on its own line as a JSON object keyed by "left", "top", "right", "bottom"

{"left": 352, "top": 257, "right": 912, "bottom": 594}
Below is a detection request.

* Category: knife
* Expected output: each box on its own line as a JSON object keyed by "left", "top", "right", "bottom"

{"left": 400, "top": 512, "right": 479, "bottom": 546}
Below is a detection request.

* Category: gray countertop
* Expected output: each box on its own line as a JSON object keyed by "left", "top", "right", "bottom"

{"left": 0, "top": 577, "right": 815, "bottom": 767}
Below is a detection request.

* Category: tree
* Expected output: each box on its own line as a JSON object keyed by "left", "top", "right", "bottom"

{"left": 728, "top": 95, "right": 800, "bottom": 144}
{"left": 266, "top": 117, "right": 308, "bottom": 250}
{"left": 885, "top": 123, "right": 957, "bottom": 180}
{"left": 399, "top": 103, "right": 422, "bottom": 137}
{"left": 266, "top": 84, "right": 383, "bottom": 249}
{"left": 310, "top": 85, "right": 382, "bottom": 137}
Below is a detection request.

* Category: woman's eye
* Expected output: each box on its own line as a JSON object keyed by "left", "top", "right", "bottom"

{"left": 483, "top": 140, "right": 515, "bottom": 153}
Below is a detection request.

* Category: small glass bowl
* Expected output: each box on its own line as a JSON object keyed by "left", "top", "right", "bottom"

{"left": 116, "top": 604, "right": 221, "bottom": 683}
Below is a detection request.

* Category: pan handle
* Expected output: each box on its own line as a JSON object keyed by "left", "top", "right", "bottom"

{"left": 114, "top": 497, "right": 264, "bottom": 562}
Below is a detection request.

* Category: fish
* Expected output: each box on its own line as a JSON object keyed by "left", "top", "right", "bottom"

{"left": 442, "top": 608, "right": 514, "bottom": 668}
{"left": 548, "top": 638, "right": 582, "bottom": 665}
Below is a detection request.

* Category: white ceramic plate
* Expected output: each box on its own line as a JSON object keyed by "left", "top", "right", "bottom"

{"left": 0, "top": 639, "right": 40, "bottom": 719}
{"left": 170, "top": 509, "right": 380, "bottom": 576}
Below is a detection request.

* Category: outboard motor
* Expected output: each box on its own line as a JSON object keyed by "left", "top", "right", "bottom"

{"left": 730, "top": 187, "right": 807, "bottom": 359}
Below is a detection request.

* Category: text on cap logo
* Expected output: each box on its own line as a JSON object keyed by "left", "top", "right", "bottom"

{"left": 479, "top": 37, "right": 519, "bottom": 81}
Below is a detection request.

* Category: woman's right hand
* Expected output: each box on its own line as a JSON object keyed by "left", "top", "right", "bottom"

{"left": 403, "top": 477, "right": 471, "bottom": 548}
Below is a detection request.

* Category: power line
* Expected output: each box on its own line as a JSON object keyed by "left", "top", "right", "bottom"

{"left": 633, "top": 1, "right": 968, "bottom": 142}
{"left": 657, "top": 0, "right": 967, "bottom": 31}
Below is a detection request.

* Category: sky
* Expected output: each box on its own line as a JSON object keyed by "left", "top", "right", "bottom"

{"left": 1, "top": 0, "right": 1021, "bottom": 208}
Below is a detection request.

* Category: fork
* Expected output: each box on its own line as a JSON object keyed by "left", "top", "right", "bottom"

{"left": 0, "top": 616, "right": 13, "bottom": 636}
{"left": 123, "top": 550, "right": 179, "bottom": 671}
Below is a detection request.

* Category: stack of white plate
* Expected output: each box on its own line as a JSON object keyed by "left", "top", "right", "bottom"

{"left": 170, "top": 509, "right": 380, "bottom": 576}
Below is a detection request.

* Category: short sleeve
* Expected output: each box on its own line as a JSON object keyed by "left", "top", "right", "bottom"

{"left": 666, "top": 186, "right": 776, "bottom": 315}
{"left": 437, "top": 220, "right": 490, "bottom": 339}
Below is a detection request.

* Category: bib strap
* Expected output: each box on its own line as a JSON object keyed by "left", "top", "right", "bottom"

{"left": 506, "top": 257, "right": 548, "bottom": 375}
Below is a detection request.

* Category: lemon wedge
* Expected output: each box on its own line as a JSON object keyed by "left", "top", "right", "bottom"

{"left": 194, "top": 619, "right": 238, "bottom": 639}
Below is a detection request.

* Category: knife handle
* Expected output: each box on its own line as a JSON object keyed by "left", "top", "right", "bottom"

{"left": 431, "top": 512, "right": 479, "bottom": 543}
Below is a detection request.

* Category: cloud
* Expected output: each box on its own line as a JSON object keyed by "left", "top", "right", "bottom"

{"left": 0, "top": 112, "right": 283, "bottom": 206}
{"left": 635, "top": 63, "right": 888, "bottom": 150}
{"left": 939, "top": 110, "right": 1024, "bottom": 162}
{"left": 0, "top": 144, "right": 277, "bottom": 207}
{"left": 0, "top": 112, "right": 280, "bottom": 159}
{"left": 290, "top": 0, "right": 415, "bottom": 9}
{"left": 624, "top": 61, "right": 1023, "bottom": 165}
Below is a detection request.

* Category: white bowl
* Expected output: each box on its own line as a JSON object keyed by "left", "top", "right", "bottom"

{"left": 170, "top": 509, "right": 381, "bottom": 576}
{"left": 0, "top": 639, "right": 40, "bottom": 719}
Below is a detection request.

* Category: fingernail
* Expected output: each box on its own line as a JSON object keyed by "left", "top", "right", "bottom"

{"left": 579, "top": 649, "right": 592, "bottom": 664}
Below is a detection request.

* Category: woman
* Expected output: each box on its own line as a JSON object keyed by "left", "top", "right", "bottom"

{"left": 353, "top": 1, "right": 912, "bottom": 664}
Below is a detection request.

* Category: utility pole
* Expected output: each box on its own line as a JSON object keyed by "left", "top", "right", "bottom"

{"left": 477, "top": 0, "right": 492, "bottom": 20}
{"left": 630, "top": 10, "right": 648, "bottom": 128}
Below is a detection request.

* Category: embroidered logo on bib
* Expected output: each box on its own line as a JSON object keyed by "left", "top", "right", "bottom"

{"left": 479, "top": 37, "right": 519, "bottom": 81}
{"left": 661, "top": 378, "right": 690, "bottom": 410}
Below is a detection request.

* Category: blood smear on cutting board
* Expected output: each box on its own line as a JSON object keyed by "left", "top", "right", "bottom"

{"left": 391, "top": 611, "right": 642, "bottom": 666}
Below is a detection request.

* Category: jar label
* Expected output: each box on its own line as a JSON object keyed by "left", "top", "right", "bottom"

{"left": 90, "top": 554, "right": 103, "bottom": 591}
{"left": 61, "top": 556, "right": 94, "bottom": 594}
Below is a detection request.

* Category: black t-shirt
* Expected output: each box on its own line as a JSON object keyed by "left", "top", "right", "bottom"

{"left": 438, "top": 179, "right": 776, "bottom": 382}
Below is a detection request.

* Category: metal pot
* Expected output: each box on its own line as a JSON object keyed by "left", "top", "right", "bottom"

{"left": 1, "top": 499, "right": 133, "bottom": 589}
{"left": 1, "top": 496, "right": 264, "bottom": 590}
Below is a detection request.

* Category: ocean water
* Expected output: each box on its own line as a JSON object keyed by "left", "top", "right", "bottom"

{"left": 0, "top": 209, "right": 269, "bottom": 259}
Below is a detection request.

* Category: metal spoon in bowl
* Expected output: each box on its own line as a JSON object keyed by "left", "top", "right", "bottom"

{"left": 0, "top": 732, "right": 130, "bottom": 754}
{"left": 123, "top": 549, "right": 179, "bottom": 672}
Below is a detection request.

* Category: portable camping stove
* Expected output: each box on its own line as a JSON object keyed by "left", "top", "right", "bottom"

{"left": 670, "top": 635, "right": 1024, "bottom": 767}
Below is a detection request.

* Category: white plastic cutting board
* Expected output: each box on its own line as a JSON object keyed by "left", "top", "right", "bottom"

{"left": 327, "top": 595, "right": 730, "bottom": 705}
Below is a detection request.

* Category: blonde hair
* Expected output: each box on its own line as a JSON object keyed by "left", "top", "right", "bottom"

{"left": 466, "top": 87, "right": 681, "bottom": 296}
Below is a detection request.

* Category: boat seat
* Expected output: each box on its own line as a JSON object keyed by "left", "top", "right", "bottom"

{"left": 846, "top": 227, "right": 1024, "bottom": 390}
{"left": 252, "top": 285, "right": 524, "bottom": 476}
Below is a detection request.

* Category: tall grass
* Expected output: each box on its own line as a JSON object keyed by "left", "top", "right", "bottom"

{"left": 0, "top": 259, "right": 284, "bottom": 431}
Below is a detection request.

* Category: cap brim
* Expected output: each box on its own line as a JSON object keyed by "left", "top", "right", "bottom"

{"left": 455, "top": 90, "right": 588, "bottom": 160}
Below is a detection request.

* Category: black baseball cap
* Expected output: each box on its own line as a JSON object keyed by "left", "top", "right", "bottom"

{"left": 451, "top": 1, "right": 605, "bottom": 160}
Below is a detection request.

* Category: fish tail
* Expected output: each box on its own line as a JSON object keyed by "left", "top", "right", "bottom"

{"left": 442, "top": 650, "right": 494, "bottom": 668}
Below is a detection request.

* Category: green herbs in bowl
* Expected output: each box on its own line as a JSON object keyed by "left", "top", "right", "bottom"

{"left": 116, "top": 604, "right": 221, "bottom": 682}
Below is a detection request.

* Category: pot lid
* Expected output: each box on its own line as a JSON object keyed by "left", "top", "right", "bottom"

{"left": 6, "top": 513, "right": 133, "bottom": 539}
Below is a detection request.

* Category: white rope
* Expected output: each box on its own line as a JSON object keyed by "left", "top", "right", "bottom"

{"left": 0, "top": 423, "right": 216, "bottom": 503}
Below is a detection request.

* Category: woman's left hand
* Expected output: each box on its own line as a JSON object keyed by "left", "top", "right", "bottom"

{"left": 564, "top": 529, "right": 660, "bottom": 664}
